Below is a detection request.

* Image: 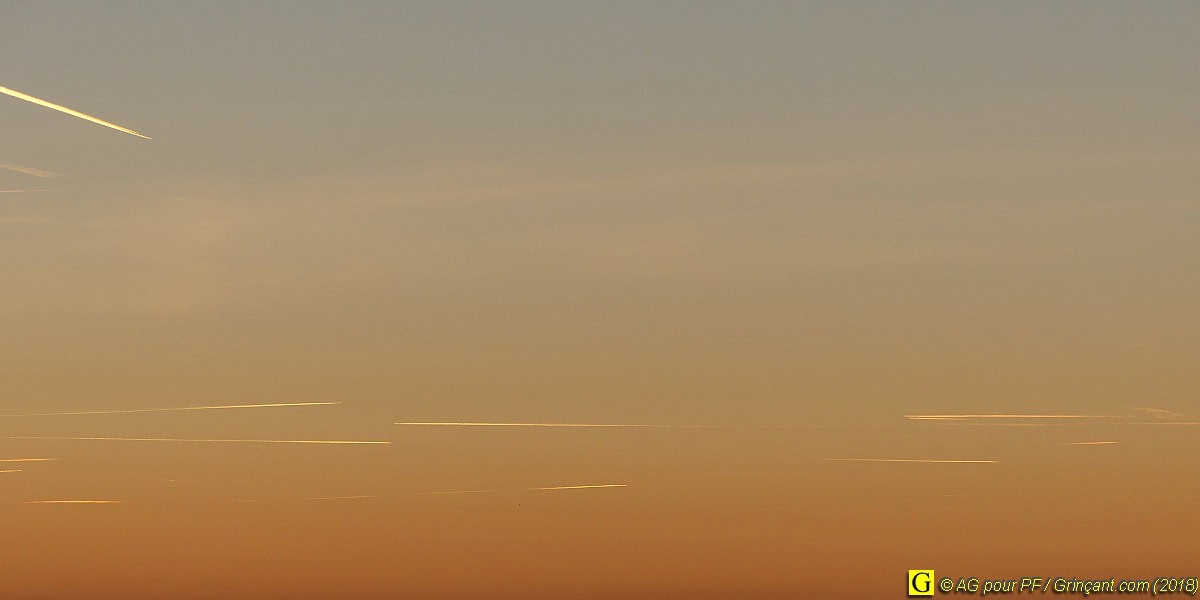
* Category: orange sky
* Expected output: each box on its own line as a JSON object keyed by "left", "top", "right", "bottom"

{"left": 1, "top": 2, "right": 1198, "bottom": 598}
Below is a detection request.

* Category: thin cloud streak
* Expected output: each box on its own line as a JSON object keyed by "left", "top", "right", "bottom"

{"left": 0, "top": 436, "right": 390, "bottom": 445}
{"left": 0, "top": 189, "right": 58, "bottom": 194}
{"left": 0, "top": 162, "right": 64, "bottom": 178}
{"left": 0, "top": 401, "right": 340, "bottom": 418}
{"left": 0, "top": 469, "right": 22, "bottom": 474}
{"left": 1054, "top": 441, "right": 1119, "bottom": 446}
{"left": 395, "top": 422, "right": 870, "bottom": 429}
{"left": 307, "top": 485, "right": 629, "bottom": 501}
{"left": 906, "top": 414, "right": 1124, "bottom": 420}
{"left": 806, "top": 458, "right": 998, "bottom": 464}
{"left": 525, "top": 484, "right": 628, "bottom": 491}
{"left": 21, "top": 500, "right": 123, "bottom": 505}
{"left": 0, "top": 85, "right": 151, "bottom": 139}
{"left": 0, "top": 458, "right": 56, "bottom": 463}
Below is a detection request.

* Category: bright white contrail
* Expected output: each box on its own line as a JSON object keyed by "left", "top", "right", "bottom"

{"left": 0, "top": 162, "right": 64, "bottom": 178}
{"left": 0, "top": 85, "right": 150, "bottom": 139}
{"left": 0, "top": 436, "right": 390, "bottom": 445}
{"left": 0, "top": 401, "right": 340, "bottom": 418}
{"left": 0, "top": 458, "right": 56, "bottom": 463}
{"left": 0, "top": 469, "right": 21, "bottom": 474}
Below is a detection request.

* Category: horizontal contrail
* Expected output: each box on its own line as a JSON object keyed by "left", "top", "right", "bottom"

{"left": 0, "top": 162, "right": 64, "bottom": 178}
{"left": 0, "top": 401, "right": 340, "bottom": 418}
{"left": 0, "top": 85, "right": 150, "bottom": 139}
{"left": 525, "top": 484, "right": 627, "bottom": 491}
{"left": 906, "top": 414, "right": 1123, "bottom": 420}
{"left": 0, "top": 469, "right": 22, "bottom": 474}
{"left": 397, "top": 422, "right": 709, "bottom": 428}
{"left": 0, "top": 436, "right": 390, "bottom": 445}
{"left": 1054, "top": 441, "right": 1118, "bottom": 446}
{"left": 807, "top": 458, "right": 998, "bottom": 464}
{"left": 0, "top": 189, "right": 58, "bottom": 194}
{"left": 21, "top": 500, "right": 122, "bottom": 505}
{"left": 394, "top": 422, "right": 870, "bottom": 429}
{"left": 307, "top": 485, "right": 628, "bottom": 501}
{"left": 0, "top": 458, "right": 56, "bottom": 463}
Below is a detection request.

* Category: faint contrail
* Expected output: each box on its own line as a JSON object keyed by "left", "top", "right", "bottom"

{"left": 524, "top": 484, "right": 627, "bottom": 491}
{"left": 0, "top": 458, "right": 56, "bottom": 463}
{"left": 0, "top": 85, "right": 151, "bottom": 139}
{"left": 0, "top": 189, "right": 58, "bottom": 194}
{"left": 1054, "top": 441, "right": 1118, "bottom": 446}
{"left": 807, "top": 458, "right": 998, "bottom": 464}
{"left": 0, "top": 469, "right": 21, "bottom": 474}
{"left": 905, "top": 414, "right": 1123, "bottom": 420}
{"left": 0, "top": 436, "right": 390, "bottom": 445}
{"left": 307, "top": 484, "right": 628, "bottom": 501}
{"left": 0, "top": 401, "right": 340, "bottom": 418}
{"left": 0, "top": 162, "right": 64, "bottom": 178}
{"left": 21, "top": 500, "right": 123, "bottom": 504}
{"left": 393, "top": 421, "right": 865, "bottom": 429}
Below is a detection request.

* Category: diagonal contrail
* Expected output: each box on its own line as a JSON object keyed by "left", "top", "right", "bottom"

{"left": 0, "top": 85, "right": 151, "bottom": 139}
{"left": 0, "top": 401, "right": 340, "bottom": 418}
{"left": 0, "top": 162, "right": 64, "bottom": 178}
{"left": 524, "top": 484, "right": 627, "bottom": 491}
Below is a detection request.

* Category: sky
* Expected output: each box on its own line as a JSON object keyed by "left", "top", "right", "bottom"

{"left": 1, "top": 2, "right": 1198, "bottom": 598}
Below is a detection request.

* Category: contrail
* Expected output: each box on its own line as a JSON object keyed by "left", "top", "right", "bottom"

{"left": 306, "top": 485, "right": 628, "bottom": 501}
{"left": 524, "top": 484, "right": 627, "bottom": 491}
{"left": 905, "top": 414, "right": 1123, "bottom": 420}
{"left": 0, "top": 401, "right": 340, "bottom": 418}
{"left": 0, "top": 85, "right": 151, "bottom": 139}
{"left": 393, "top": 422, "right": 866, "bottom": 429}
{"left": 0, "top": 162, "right": 64, "bottom": 178}
{"left": 396, "top": 422, "right": 708, "bottom": 428}
{"left": 0, "top": 458, "right": 56, "bottom": 463}
{"left": 0, "top": 469, "right": 21, "bottom": 474}
{"left": 1054, "top": 441, "right": 1118, "bottom": 446}
{"left": 21, "top": 500, "right": 122, "bottom": 505}
{"left": 807, "top": 458, "right": 998, "bottom": 464}
{"left": 0, "top": 189, "right": 58, "bottom": 194}
{"left": 0, "top": 436, "right": 390, "bottom": 445}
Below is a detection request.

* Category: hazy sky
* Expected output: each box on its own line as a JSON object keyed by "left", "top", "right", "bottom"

{"left": 1, "top": 2, "right": 1198, "bottom": 598}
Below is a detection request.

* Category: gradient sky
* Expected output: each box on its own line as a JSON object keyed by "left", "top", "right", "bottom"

{"left": 1, "top": 2, "right": 1198, "bottom": 598}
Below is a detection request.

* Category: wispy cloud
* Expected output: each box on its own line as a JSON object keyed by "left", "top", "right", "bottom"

{"left": 0, "top": 85, "right": 150, "bottom": 139}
